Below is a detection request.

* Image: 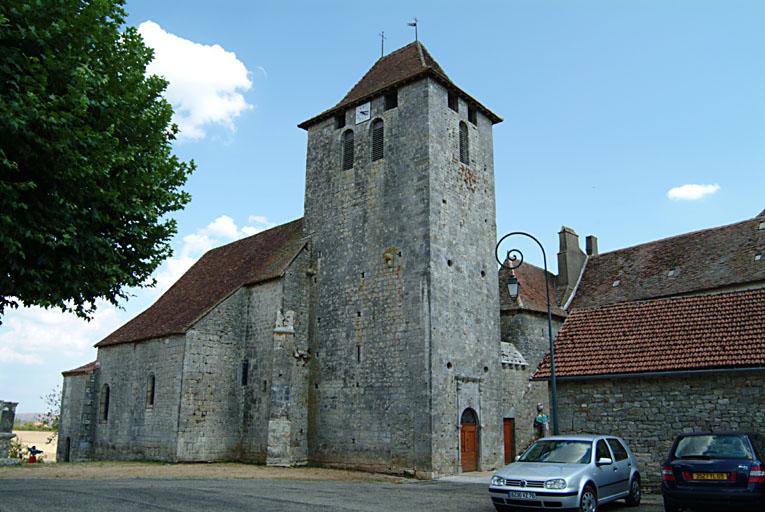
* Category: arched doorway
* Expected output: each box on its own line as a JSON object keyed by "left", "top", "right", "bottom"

{"left": 460, "top": 408, "right": 479, "bottom": 472}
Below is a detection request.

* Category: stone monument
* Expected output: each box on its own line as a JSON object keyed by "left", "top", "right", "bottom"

{"left": 0, "top": 400, "right": 20, "bottom": 465}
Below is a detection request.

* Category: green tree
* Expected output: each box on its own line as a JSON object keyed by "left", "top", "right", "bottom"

{"left": 0, "top": 0, "right": 194, "bottom": 321}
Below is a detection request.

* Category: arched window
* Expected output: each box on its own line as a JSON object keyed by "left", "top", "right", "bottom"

{"left": 146, "top": 374, "right": 155, "bottom": 407}
{"left": 459, "top": 122, "right": 469, "bottom": 165}
{"left": 371, "top": 119, "right": 384, "bottom": 161}
{"left": 461, "top": 408, "right": 478, "bottom": 425}
{"left": 100, "top": 384, "right": 110, "bottom": 422}
{"left": 342, "top": 129, "right": 354, "bottom": 170}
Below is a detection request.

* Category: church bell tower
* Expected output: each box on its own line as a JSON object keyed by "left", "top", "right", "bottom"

{"left": 299, "top": 42, "right": 503, "bottom": 477}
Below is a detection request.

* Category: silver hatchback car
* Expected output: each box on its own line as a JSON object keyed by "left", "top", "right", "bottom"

{"left": 489, "top": 434, "right": 641, "bottom": 512}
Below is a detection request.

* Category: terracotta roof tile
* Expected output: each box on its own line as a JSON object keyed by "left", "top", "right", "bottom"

{"left": 95, "top": 219, "right": 306, "bottom": 348}
{"left": 535, "top": 288, "right": 765, "bottom": 379}
{"left": 298, "top": 42, "right": 501, "bottom": 129}
{"left": 62, "top": 360, "right": 98, "bottom": 377}
{"left": 571, "top": 216, "right": 765, "bottom": 309}
{"left": 499, "top": 263, "right": 567, "bottom": 318}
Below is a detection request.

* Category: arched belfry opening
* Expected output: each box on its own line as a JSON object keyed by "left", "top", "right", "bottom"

{"left": 460, "top": 408, "right": 479, "bottom": 472}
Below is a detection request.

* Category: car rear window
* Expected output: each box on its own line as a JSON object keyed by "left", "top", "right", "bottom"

{"left": 607, "top": 439, "right": 629, "bottom": 461}
{"left": 673, "top": 435, "right": 754, "bottom": 460}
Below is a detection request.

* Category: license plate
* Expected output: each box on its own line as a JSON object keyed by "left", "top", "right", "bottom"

{"left": 508, "top": 491, "right": 536, "bottom": 499}
{"left": 692, "top": 472, "right": 728, "bottom": 480}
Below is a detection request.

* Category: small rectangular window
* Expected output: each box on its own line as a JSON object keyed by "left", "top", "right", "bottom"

{"left": 357, "top": 345, "right": 362, "bottom": 363}
{"left": 241, "top": 359, "right": 249, "bottom": 386}
{"left": 468, "top": 105, "right": 477, "bottom": 125}
{"left": 334, "top": 113, "right": 346, "bottom": 129}
{"left": 448, "top": 91, "right": 459, "bottom": 112}
{"left": 262, "top": 380, "right": 267, "bottom": 392}
{"left": 384, "top": 90, "right": 398, "bottom": 110}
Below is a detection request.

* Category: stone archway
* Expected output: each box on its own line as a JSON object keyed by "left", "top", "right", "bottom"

{"left": 460, "top": 408, "right": 479, "bottom": 472}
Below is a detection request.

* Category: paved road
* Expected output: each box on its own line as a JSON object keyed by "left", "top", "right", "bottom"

{"left": 0, "top": 478, "right": 663, "bottom": 512}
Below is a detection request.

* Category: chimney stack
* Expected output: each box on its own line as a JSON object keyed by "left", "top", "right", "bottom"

{"left": 557, "top": 226, "right": 587, "bottom": 305}
{"left": 586, "top": 235, "right": 599, "bottom": 256}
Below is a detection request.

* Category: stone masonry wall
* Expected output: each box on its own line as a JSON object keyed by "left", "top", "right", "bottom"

{"left": 426, "top": 79, "right": 503, "bottom": 476}
{"left": 500, "top": 311, "right": 563, "bottom": 459}
{"left": 93, "top": 335, "right": 185, "bottom": 461}
{"left": 177, "top": 288, "right": 248, "bottom": 461}
{"left": 557, "top": 371, "right": 765, "bottom": 491}
{"left": 240, "top": 279, "right": 284, "bottom": 462}
{"left": 304, "top": 79, "right": 432, "bottom": 475}
{"left": 58, "top": 372, "right": 96, "bottom": 461}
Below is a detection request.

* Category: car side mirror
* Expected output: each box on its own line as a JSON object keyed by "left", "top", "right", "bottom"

{"left": 596, "top": 457, "right": 613, "bottom": 466}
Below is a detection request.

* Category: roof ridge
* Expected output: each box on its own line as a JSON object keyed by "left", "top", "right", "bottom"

{"left": 590, "top": 215, "right": 760, "bottom": 259}
{"left": 415, "top": 41, "right": 427, "bottom": 67}
{"left": 571, "top": 286, "right": 765, "bottom": 314}
{"left": 204, "top": 217, "right": 304, "bottom": 255}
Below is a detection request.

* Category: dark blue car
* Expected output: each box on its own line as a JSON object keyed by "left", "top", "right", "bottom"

{"left": 661, "top": 432, "right": 765, "bottom": 511}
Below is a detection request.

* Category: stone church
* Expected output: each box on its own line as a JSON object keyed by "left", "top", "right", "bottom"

{"left": 58, "top": 42, "right": 548, "bottom": 477}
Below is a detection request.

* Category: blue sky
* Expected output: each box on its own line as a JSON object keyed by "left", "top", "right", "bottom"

{"left": 2, "top": 0, "right": 763, "bottom": 413}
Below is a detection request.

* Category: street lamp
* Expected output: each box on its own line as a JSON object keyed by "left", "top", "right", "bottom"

{"left": 496, "top": 232, "right": 559, "bottom": 435}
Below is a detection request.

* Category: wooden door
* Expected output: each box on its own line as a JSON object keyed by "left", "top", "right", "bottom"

{"left": 461, "top": 424, "right": 478, "bottom": 472}
{"left": 503, "top": 418, "right": 515, "bottom": 464}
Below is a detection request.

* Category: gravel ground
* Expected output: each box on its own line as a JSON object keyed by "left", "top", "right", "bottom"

{"left": 0, "top": 477, "right": 664, "bottom": 512}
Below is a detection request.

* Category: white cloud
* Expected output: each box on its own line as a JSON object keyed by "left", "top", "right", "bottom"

{"left": 137, "top": 21, "right": 253, "bottom": 140}
{"left": 0, "top": 215, "right": 275, "bottom": 367}
{"left": 666, "top": 183, "right": 720, "bottom": 201}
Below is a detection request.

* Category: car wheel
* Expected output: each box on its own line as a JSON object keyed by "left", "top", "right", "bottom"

{"left": 663, "top": 496, "right": 681, "bottom": 512}
{"left": 579, "top": 485, "right": 598, "bottom": 512}
{"left": 625, "top": 477, "right": 641, "bottom": 506}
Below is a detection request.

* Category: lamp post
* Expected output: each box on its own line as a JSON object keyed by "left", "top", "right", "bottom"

{"left": 495, "top": 232, "right": 559, "bottom": 435}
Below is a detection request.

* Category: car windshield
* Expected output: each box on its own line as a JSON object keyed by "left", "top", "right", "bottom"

{"left": 519, "top": 440, "right": 592, "bottom": 464}
{"left": 673, "top": 435, "right": 753, "bottom": 460}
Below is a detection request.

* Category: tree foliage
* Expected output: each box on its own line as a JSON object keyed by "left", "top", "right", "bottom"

{"left": 0, "top": 0, "right": 194, "bottom": 321}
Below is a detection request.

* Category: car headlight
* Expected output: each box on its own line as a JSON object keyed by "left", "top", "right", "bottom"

{"left": 491, "top": 476, "right": 507, "bottom": 486}
{"left": 544, "top": 479, "right": 567, "bottom": 489}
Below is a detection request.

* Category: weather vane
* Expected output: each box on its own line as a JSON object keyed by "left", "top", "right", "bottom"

{"left": 408, "top": 18, "right": 418, "bottom": 42}
{"left": 379, "top": 31, "right": 386, "bottom": 57}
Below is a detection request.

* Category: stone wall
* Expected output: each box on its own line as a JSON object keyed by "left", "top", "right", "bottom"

{"left": 426, "top": 79, "right": 503, "bottom": 476}
{"left": 304, "top": 78, "right": 433, "bottom": 475}
{"left": 176, "top": 288, "right": 248, "bottom": 461}
{"left": 557, "top": 371, "right": 765, "bottom": 491}
{"left": 239, "top": 279, "right": 284, "bottom": 462}
{"left": 93, "top": 335, "right": 185, "bottom": 461}
{"left": 58, "top": 373, "right": 96, "bottom": 461}
{"left": 500, "top": 311, "right": 563, "bottom": 458}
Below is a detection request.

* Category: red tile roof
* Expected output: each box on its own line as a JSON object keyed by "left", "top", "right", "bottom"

{"left": 96, "top": 219, "right": 306, "bottom": 348}
{"left": 298, "top": 42, "right": 501, "bottom": 129}
{"left": 62, "top": 360, "right": 98, "bottom": 377}
{"left": 499, "top": 263, "right": 567, "bottom": 319}
{"left": 571, "top": 215, "right": 765, "bottom": 310}
{"left": 535, "top": 288, "right": 765, "bottom": 379}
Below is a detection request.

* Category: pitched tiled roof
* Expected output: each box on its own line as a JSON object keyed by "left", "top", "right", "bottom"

{"left": 570, "top": 215, "right": 765, "bottom": 310}
{"left": 298, "top": 42, "right": 501, "bottom": 129}
{"left": 96, "top": 219, "right": 307, "bottom": 348}
{"left": 62, "top": 360, "right": 98, "bottom": 377}
{"left": 499, "top": 263, "right": 567, "bottom": 318}
{"left": 535, "top": 288, "right": 765, "bottom": 379}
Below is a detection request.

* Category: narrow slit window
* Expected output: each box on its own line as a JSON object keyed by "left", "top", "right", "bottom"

{"left": 448, "top": 91, "right": 459, "bottom": 112}
{"left": 342, "top": 129, "right": 354, "bottom": 170}
{"left": 384, "top": 90, "right": 398, "bottom": 110}
{"left": 241, "top": 359, "right": 249, "bottom": 386}
{"left": 371, "top": 119, "right": 384, "bottom": 161}
{"left": 459, "top": 121, "right": 469, "bottom": 164}
{"left": 468, "top": 105, "right": 477, "bottom": 125}
{"left": 357, "top": 345, "right": 362, "bottom": 363}
{"left": 100, "top": 384, "right": 110, "bottom": 422}
{"left": 146, "top": 374, "right": 155, "bottom": 406}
